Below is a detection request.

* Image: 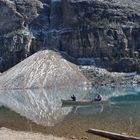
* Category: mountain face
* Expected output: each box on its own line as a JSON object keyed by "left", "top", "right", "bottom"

{"left": 1, "top": 0, "right": 140, "bottom": 72}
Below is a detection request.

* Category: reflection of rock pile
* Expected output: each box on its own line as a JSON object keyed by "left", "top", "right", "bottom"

{"left": 0, "top": 50, "right": 88, "bottom": 89}
{"left": 0, "top": 87, "right": 88, "bottom": 126}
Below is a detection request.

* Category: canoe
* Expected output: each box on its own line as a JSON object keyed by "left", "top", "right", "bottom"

{"left": 61, "top": 99, "right": 107, "bottom": 106}
{"left": 87, "top": 128, "right": 140, "bottom": 140}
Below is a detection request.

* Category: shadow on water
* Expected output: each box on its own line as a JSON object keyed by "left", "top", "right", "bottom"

{"left": 0, "top": 86, "right": 140, "bottom": 139}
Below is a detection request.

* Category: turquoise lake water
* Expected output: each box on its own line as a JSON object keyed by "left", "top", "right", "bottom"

{"left": 0, "top": 86, "right": 140, "bottom": 139}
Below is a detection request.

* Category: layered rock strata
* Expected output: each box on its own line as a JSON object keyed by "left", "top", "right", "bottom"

{"left": 1, "top": 0, "right": 140, "bottom": 72}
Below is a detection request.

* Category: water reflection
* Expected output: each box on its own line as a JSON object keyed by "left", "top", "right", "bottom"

{"left": 0, "top": 86, "right": 139, "bottom": 140}
{"left": 85, "top": 86, "right": 140, "bottom": 101}
{"left": 0, "top": 87, "right": 89, "bottom": 126}
{"left": 66, "top": 105, "right": 104, "bottom": 115}
{"left": 0, "top": 86, "right": 140, "bottom": 129}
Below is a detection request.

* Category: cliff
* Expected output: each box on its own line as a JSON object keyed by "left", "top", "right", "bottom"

{"left": 1, "top": 0, "right": 140, "bottom": 72}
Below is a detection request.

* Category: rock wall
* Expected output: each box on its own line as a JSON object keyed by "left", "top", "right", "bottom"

{"left": 1, "top": 0, "right": 140, "bottom": 72}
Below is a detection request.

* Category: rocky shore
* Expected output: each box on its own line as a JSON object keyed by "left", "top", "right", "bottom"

{"left": 80, "top": 66, "right": 140, "bottom": 87}
{"left": 0, "top": 127, "right": 67, "bottom": 140}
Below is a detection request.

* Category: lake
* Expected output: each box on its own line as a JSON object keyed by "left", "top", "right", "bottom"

{"left": 0, "top": 86, "right": 140, "bottom": 140}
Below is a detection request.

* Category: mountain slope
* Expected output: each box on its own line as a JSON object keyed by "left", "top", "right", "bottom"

{"left": 0, "top": 50, "right": 88, "bottom": 89}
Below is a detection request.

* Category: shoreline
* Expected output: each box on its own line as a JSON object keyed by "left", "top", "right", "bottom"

{"left": 0, "top": 127, "right": 68, "bottom": 140}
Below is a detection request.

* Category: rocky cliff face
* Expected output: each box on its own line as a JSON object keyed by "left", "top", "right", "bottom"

{"left": 1, "top": 0, "right": 140, "bottom": 72}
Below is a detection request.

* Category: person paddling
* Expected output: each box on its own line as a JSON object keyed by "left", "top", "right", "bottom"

{"left": 94, "top": 94, "right": 102, "bottom": 101}
{"left": 71, "top": 94, "right": 76, "bottom": 101}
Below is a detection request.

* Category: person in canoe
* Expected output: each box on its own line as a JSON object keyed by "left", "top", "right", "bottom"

{"left": 71, "top": 94, "right": 76, "bottom": 101}
{"left": 94, "top": 94, "right": 102, "bottom": 101}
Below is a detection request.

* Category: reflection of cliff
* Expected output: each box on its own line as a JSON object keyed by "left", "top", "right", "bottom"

{"left": 0, "top": 87, "right": 88, "bottom": 126}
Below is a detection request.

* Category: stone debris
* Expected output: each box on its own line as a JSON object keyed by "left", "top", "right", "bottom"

{"left": 80, "top": 66, "right": 140, "bottom": 86}
{"left": 0, "top": 127, "right": 68, "bottom": 140}
{"left": 0, "top": 50, "right": 88, "bottom": 89}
